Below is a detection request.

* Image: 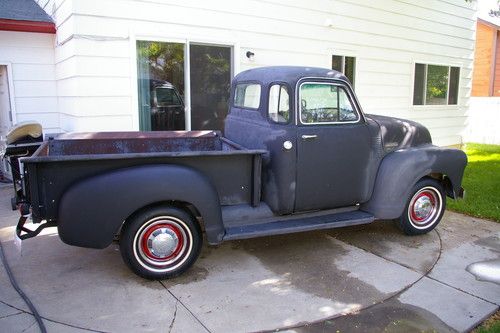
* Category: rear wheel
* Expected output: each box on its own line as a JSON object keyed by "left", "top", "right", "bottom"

{"left": 398, "top": 178, "right": 446, "bottom": 235}
{"left": 120, "top": 206, "right": 202, "bottom": 280}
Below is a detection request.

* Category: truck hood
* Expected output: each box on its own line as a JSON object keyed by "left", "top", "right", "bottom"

{"left": 366, "top": 114, "right": 432, "bottom": 153}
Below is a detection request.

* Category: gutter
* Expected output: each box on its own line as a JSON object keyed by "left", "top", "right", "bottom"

{"left": 0, "top": 18, "right": 56, "bottom": 34}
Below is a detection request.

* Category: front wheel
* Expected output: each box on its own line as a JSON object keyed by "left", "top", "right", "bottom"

{"left": 120, "top": 206, "right": 202, "bottom": 280}
{"left": 398, "top": 178, "right": 446, "bottom": 235}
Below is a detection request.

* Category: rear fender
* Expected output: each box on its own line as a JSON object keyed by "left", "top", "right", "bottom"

{"left": 58, "top": 164, "right": 223, "bottom": 249}
{"left": 361, "top": 146, "right": 467, "bottom": 219}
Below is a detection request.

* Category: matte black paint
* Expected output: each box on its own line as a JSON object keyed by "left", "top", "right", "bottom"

{"left": 58, "top": 165, "right": 223, "bottom": 248}
{"left": 295, "top": 122, "right": 373, "bottom": 210}
{"left": 367, "top": 114, "right": 433, "bottom": 152}
{"left": 25, "top": 136, "right": 264, "bottom": 222}
{"left": 225, "top": 67, "right": 359, "bottom": 215}
{"left": 20, "top": 66, "right": 467, "bottom": 251}
{"left": 225, "top": 108, "right": 297, "bottom": 214}
{"left": 361, "top": 145, "right": 467, "bottom": 219}
{"left": 224, "top": 210, "right": 374, "bottom": 240}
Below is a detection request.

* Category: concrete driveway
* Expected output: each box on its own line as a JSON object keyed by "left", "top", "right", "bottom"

{"left": 0, "top": 185, "right": 498, "bottom": 333}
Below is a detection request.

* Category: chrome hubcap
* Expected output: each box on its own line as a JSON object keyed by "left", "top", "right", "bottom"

{"left": 134, "top": 217, "right": 192, "bottom": 272}
{"left": 413, "top": 195, "right": 433, "bottom": 220}
{"left": 148, "top": 228, "right": 179, "bottom": 258}
{"left": 408, "top": 187, "right": 442, "bottom": 229}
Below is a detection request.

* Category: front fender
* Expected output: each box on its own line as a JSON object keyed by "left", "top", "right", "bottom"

{"left": 361, "top": 145, "right": 467, "bottom": 219}
{"left": 58, "top": 164, "right": 224, "bottom": 249}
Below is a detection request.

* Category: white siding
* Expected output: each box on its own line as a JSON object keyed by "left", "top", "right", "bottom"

{"left": 39, "top": 0, "right": 475, "bottom": 145}
{"left": 465, "top": 97, "right": 500, "bottom": 144}
{"left": 0, "top": 31, "right": 59, "bottom": 133}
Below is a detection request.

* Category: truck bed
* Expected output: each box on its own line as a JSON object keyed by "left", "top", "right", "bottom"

{"left": 23, "top": 131, "right": 266, "bottom": 223}
{"left": 34, "top": 130, "right": 246, "bottom": 157}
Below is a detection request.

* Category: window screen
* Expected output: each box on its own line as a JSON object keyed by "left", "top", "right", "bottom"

{"left": 234, "top": 83, "right": 261, "bottom": 109}
{"left": 448, "top": 67, "right": 460, "bottom": 105}
{"left": 332, "top": 55, "right": 356, "bottom": 88}
{"left": 413, "top": 63, "right": 426, "bottom": 105}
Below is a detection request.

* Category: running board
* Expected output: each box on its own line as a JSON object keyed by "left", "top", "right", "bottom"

{"left": 223, "top": 210, "right": 374, "bottom": 241}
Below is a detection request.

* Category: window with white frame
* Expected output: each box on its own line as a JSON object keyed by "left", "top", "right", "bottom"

{"left": 136, "top": 40, "right": 232, "bottom": 131}
{"left": 413, "top": 63, "right": 460, "bottom": 105}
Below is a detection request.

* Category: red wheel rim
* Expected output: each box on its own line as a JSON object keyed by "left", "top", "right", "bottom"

{"left": 133, "top": 216, "right": 193, "bottom": 273}
{"left": 410, "top": 192, "right": 435, "bottom": 222}
{"left": 140, "top": 223, "right": 184, "bottom": 262}
{"left": 408, "top": 187, "right": 441, "bottom": 228}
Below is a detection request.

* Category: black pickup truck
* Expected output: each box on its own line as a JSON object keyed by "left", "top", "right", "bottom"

{"left": 16, "top": 66, "right": 467, "bottom": 279}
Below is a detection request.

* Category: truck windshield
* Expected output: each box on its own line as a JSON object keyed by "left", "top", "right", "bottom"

{"left": 156, "top": 87, "right": 182, "bottom": 107}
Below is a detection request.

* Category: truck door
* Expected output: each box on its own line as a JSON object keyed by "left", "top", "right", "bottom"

{"left": 294, "top": 81, "right": 372, "bottom": 212}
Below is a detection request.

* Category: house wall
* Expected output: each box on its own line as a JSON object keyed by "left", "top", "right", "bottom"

{"left": 466, "top": 97, "right": 500, "bottom": 144}
{"left": 494, "top": 31, "right": 500, "bottom": 96}
{"left": 37, "top": 0, "right": 476, "bottom": 146}
{"left": 0, "top": 30, "right": 58, "bottom": 133}
{"left": 471, "top": 21, "right": 495, "bottom": 97}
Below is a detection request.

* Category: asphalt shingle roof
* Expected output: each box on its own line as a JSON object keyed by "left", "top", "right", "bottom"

{"left": 0, "top": 0, "right": 53, "bottom": 23}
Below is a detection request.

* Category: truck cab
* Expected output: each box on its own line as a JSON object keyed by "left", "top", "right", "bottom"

{"left": 225, "top": 67, "right": 444, "bottom": 217}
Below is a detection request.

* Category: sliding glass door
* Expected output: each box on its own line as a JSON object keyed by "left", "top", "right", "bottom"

{"left": 137, "top": 41, "right": 185, "bottom": 131}
{"left": 137, "top": 41, "right": 232, "bottom": 132}
{"left": 189, "top": 44, "right": 231, "bottom": 131}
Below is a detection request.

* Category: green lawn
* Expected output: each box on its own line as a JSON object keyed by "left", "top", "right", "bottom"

{"left": 473, "top": 311, "right": 500, "bottom": 333}
{"left": 447, "top": 143, "right": 500, "bottom": 222}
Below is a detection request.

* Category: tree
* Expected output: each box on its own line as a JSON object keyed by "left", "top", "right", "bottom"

{"left": 490, "top": 2, "right": 500, "bottom": 17}
{"left": 465, "top": 0, "right": 500, "bottom": 17}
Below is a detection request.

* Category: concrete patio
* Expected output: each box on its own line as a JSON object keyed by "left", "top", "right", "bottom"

{"left": 0, "top": 185, "right": 498, "bottom": 332}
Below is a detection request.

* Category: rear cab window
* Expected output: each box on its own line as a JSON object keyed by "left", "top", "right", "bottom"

{"left": 234, "top": 83, "right": 261, "bottom": 109}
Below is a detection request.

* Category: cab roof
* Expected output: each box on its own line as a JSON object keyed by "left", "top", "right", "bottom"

{"left": 233, "top": 66, "right": 349, "bottom": 87}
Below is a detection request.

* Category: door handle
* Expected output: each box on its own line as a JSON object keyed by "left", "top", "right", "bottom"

{"left": 301, "top": 134, "right": 318, "bottom": 140}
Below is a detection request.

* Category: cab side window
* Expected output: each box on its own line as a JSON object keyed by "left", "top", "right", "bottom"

{"left": 300, "top": 83, "right": 359, "bottom": 124}
{"left": 268, "top": 84, "right": 290, "bottom": 124}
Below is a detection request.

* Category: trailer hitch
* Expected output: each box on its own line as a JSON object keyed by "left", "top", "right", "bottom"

{"left": 16, "top": 215, "right": 57, "bottom": 240}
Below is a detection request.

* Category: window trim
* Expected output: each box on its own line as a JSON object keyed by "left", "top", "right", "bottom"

{"left": 297, "top": 81, "right": 362, "bottom": 126}
{"left": 411, "top": 61, "right": 462, "bottom": 108}
{"left": 233, "top": 81, "right": 262, "bottom": 110}
{"left": 130, "top": 32, "right": 238, "bottom": 130}
{"left": 267, "top": 81, "right": 292, "bottom": 125}
{"left": 0, "top": 62, "right": 17, "bottom": 125}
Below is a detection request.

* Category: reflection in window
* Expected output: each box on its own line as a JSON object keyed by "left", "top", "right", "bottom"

{"left": 268, "top": 84, "right": 290, "bottom": 124}
{"left": 136, "top": 41, "right": 185, "bottom": 131}
{"left": 189, "top": 44, "right": 231, "bottom": 131}
{"left": 426, "top": 65, "right": 449, "bottom": 105}
{"left": 234, "top": 83, "right": 261, "bottom": 109}
{"left": 300, "top": 83, "right": 358, "bottom": 124}
{"left": 155, "top": 86, "right": 182, "bottom": 107}
{"left": 413, "top": 63, "right": 460, "bottom": 105}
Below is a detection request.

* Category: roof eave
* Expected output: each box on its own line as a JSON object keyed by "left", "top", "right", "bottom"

{"left": 0, "top": 18, "right": 55, "bottom": 34}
